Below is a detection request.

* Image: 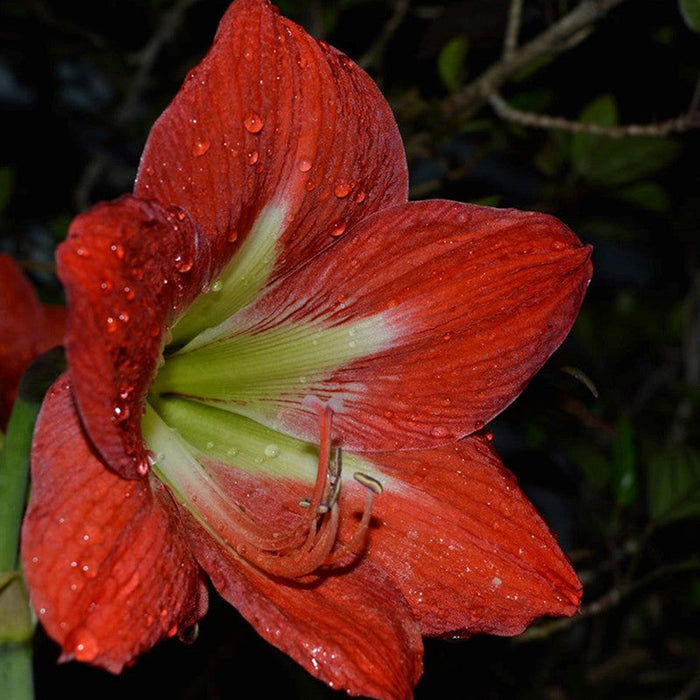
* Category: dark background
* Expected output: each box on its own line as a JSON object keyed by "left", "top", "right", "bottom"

{"left": 2, "top": 0, "right": 699, "bottom": 697}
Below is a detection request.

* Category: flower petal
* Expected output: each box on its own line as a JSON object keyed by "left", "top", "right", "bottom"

{"left": 57, "top": 195, "right": 213, "bottom": 478}
{"left": 162, "top": 200, "right": 592, "bottom": 450}
{"left": 21, "top": 376, "right": 209, "bottom": 673}
{"left": 344, "top": 435, "right": 582, "bottom": 636}
{"left": 0, "top": 254, "right": 64, "bottom": 427}
{"left": 135, "top": 0, "right": 407, "bottom": 341}
{"left": 183, "top": 514, "right": 423, "bottom": 700}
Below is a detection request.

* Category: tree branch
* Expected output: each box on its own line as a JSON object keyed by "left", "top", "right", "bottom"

{"left": 443, "top": 0, "right": 628, "bottom": 125}
{"left": 488, "top": 89, "right": 700, "bottom": 137}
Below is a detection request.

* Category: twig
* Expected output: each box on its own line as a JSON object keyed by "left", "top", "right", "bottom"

{"left": 516, "top": 558, "right": 700, "bottom": 642}
{"left": 488, "top": 90, "right": 700, "bottom": 137}
{"left": 357, "top": 0, "right": 410, "bottom": 72}
{"left": 443, "top": 0, "right": 628, "bottom": 125}
{"left": 74, "top": 0, "right": 202, "bottom": 211}
{"left": 502, "top": 0, "right": 524, "bottom": 59}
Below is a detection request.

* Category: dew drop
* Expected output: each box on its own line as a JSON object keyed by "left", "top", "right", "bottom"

{"left": 305, "top": 180, "right": 316, "bottom": 191}
{"left": 106, "top": 316, "right": 117, "bottom": 333}
{"left": 110, "top": 243, "right": 124, "bottom": 260}
{"left": 431, "top": 425, "right": 449, "bottom": 438}
{"left": 264, "top": 444, "right": 280, "bottom": 458}
{"left": 334, "top": 181, "right": 350, "bottom": 198}
{"left": 66, "top": 627, "right": 99, "bottom": 662}
{"left": 329, "top": 220, "right": 346, "bottom": 237}
{"left": 136, "top": 459, "right": 150, "bottom": 477}
{"left": 474, "top": 420, "right": 485, "bottom": 431}
{"left": 124, "top": 286, "right": 135, "bottom": 301}
{"left": 246, "top": 150, "right": 259, "bottom": 165}
{"left": 118, "top": 311, "right": 130, "bottom": 323}
{"left": 298, "top": 157, "right": 312, "bottom": 172}
{"left": 244, "top": 113, "right": 264, "bottom": 133}
{"left": 174, "top": 254, "right": 193, "bottom": 273}
{"left": 354, "top": 190, "right": 366, "bottom": 203}
{"left": 442, "top": 332, "right": 452, "bottom": 341}
{"left": 211, "top": 279, "right": 223, "bottom": 292}
{"left": 193, "top": 138, "right": 210, "bottom": 156}
{"left": 100, "top": 280, "right": 113, "bottom": 294}
{"left": 227, "top": 229, "right": 239, "bottom": 243}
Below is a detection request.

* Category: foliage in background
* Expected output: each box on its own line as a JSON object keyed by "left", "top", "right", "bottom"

{"left": 0, "top": 0, "right": 699, "bottom": 697}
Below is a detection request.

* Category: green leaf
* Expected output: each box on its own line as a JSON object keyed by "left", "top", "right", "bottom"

{"left": 614, "top": 181, "right": 672, "bottom": 213}
{"left": 679, "top": 0, "right": 700, "bottom": 33}
{"left": 438, "top": 35, "right": 469, "bottom": 93}
{"left": 648, "top": 447, "right": 700, "bottom": 524}
{"left": 612, "top": 416, "right": 638, "bottom": 506}
{"left": 571, "top": 95, "right": 680, "bottom": 186}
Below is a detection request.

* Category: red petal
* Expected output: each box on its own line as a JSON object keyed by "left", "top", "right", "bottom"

{"left": 344, "top": 435, "right": 582, "bottom": 636}
{"left": 57, "top": 195, "right": 213, "bottom": 478}
{"left": 182, "top": 511, "right": 423, "bottom": 700}
{"left": 0, "top": 254, "right": 60, "bottom": 426}
{"left": 214, "top": 200, "right": 592, "bottom": 450}
{"left": 21, "top": 376, "right": 208, "bottom": 673}
{"left": 135, "top": 0, "right": 407, "bottom": 280}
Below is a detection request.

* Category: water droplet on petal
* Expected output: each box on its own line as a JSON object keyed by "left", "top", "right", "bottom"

{"left": 106, "top": 316, "right": 117, "bottom": 333}
{"left": 227, "top": 230, "right": 238, "bottom": 243}
{"left": 244, "top": 113, "right": 264, "bottom": 133}
{"left": 329, "top": 220, "right": 346, "bottom": 237}
{"left": 247, "top": 150, "right": 259, "bottom": 165}
{"left": 136, "top": 458, "right": 150, "bottom": 476}
{"left": 193, "top": 138, "right": 210, "bottom": 156}
{"left": 442, "top": 332, "right": 452, "bottom": 341}
{"left": 298, "top": 158, "right": 312, "bottom": 172}
{"left": 174, "top": 254, "right": 193, "bottom": 273}
{"left": 354, "top": 190, "right": 366, "bottom": 203}
{"left": 430, "top": 425, "right": 449, "bottom": 438}
{"left": 110, "top": 243, "right": 124, "bottom": 260}
{"left": 474, "top": 420, "right": 485, "bottom": 431}
{"left": 264, "top": 444, "right": 280, "bottom": 458}
{"left": 66, "top": 627, "right": 99, "bottom": 662}
{"left": 334, "top": 181, "right": 350, "bottom": 198}
{"left": 305, "top": 180, "right": 316, "bottom": 191}
{"left": 100, "top": 280, "right": 113, "bottom": 294}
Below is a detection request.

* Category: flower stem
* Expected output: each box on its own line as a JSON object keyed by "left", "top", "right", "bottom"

{"left": 0, "top": 347, "right": 65, "bottom": 700}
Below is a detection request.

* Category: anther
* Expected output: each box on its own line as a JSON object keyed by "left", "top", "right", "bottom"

{"left": 353, "top": 471, "right": 383, "bottom": 495}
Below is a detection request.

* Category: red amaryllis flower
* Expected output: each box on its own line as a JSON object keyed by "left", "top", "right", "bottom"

{"left": 21, "top": 1, "right": 592, "bottom": 697}
{"left": 0, "top": 254, "right": 65, "bottom": 427}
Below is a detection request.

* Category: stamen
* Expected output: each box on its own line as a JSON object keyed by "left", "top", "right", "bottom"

{"left": 194, "top": 395, "right": 381, "bottom": 579}
{"left": 352, "top": 471, "right": 383, "bottom": 495}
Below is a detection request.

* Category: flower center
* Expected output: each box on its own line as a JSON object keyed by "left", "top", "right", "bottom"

{"left": 143, "top": 394, "right": 381, "bottom": 578}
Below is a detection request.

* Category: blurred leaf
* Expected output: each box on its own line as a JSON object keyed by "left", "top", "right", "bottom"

{"left": 679, "top": 0, "right": 700, "bottom": 32}
{"left": 570, "top": 442, "right": 611, "bottom": 489}
{"left": 613, "top": 416, "right": 638, "bottom": 506}
{"left": 0, "top": 167, "right": 15, "bottom": 215}
{"left": 438, "top": 35, "right": 469, "bottom": 93}
{"left": 571, "top": 95, "right": 680, "bottom": 186}
{"left": 614, "top": 181, "right": 672, "bottom": 213}
{"left": 648, "top": 447, "right": 700, "bottom": 524}
{"left": 512, "top": 55, "right": 552, "bottom": 82}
